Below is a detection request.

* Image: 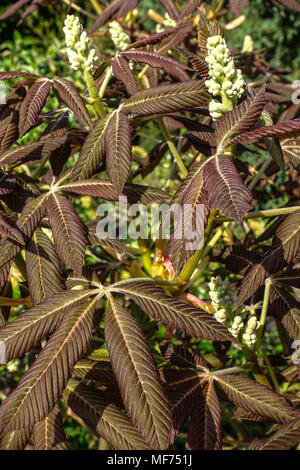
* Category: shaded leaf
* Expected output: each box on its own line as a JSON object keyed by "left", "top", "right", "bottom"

{"left": 0, "top": 428, "right": 32, "bottom": 450}
{"left": 186, "top": 379, "right": 222, "bottom": 450}
{"left": 248, "top": 418, "right": 300, "bottom": 450}
{"left": 65, "top": 380, "right": 150, "bottom": 450}
{"left": 169, "top": 162, "right": 209, "bottom": 272}
{"left": 33, "top": 405, "right": 68, "bottom": 450}
{"left": 237, "top": 210, "right": 300, "bottom": 305}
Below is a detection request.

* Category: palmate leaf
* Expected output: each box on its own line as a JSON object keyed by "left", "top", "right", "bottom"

{"left": 122, "top": 80, "right": 208, "bottom": 116}
{"left": 112, "top": 56, "right": 138, "bottom": 95}
{"left": 65, "top": 380, "right": 150, "bottom": 450}
{"left": 0, "top": 428, "right": 32, "bottom": 450}
{"left": 270, "top": 285, "right": 300, "bottom": 339}
{"left": 213, "top": 374, "right": 299, "bottom": 423}
{"left": 231, "top": 118, "right": 300, "bottom": 145}
{"left": 163, "top": 344, "right": 208, "bottom": 370}
{"left": 105, "top": 110, "right": 132, "bottom": 194}
{"left": 26, "top": 226, "right": 64, "bottom": 305}
{"left": 162, "top": 369, "right": 202, "bottom": 442}
{"left": 73, "top": 358, "right": 116, "bottom": 386}
{"left": 105, "top": 295, "right": 172, "bottom": 450}
{"left": 273, "top": 268, "right": 300, "bottom": 288}
{"left": 18, "top": 79, "right": 51, "bottom": 137}
{"left": 215, "top": 88, "right": 266, "bottom": 152}
{"left": 33, "top": 405, "right": 68, "bottom": 450}
{"left": 0, "top": 130, "right": 66, "bottom": 167}
{"left": 203, "top": 155, "right": 253, "bottom": 222}
{"left": 237, "top": 210, "right": 300, "bottom": 305}
{"left": 71, "top": 115, "right": 110, "bottom": 181}
{"left": 0, "top": 289, "right": 96, "bottom": 361}
{"left": 60, "top": 180, "right": 169, "bottom": 203}
{"left": 186, "top": 379, "right": 222, "bottom": 450}
{"left": 0, "top": 295, "right": 100, "bottom": 435}
{"left": 248, "top": 418, "right": 300, "bottom": 450}
{"left": 109, "top": 280, "right": 238, "bottom": 343}
{"left": 46, "top": 193, "right": 87, "bottom": 275}
{"left": 221, "top": 245, "right": 262, "bottom": 276}
{"left": 53, "top": 78, "right": 92, "bottom": 128}
{"left": 169, "top": 162, "right": 209, "bottom": 273}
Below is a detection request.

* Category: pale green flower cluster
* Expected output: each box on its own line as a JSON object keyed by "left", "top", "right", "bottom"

{"left": 109, "top": 20, "right": 131, "bottom": 51}
{"left": 242, "top": 316, "right": 259, "bottom": 347}
{"left": 208, "top": 276, "right": 258, "bottom": 347}
{"left": 63, "top": 15, "right": 97, "bottom": 71}
{"left": 205, "top": 35, "right": 245, "bottom": 120}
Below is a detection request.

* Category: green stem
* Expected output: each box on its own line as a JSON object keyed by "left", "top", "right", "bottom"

{"left": 83, "top": 68, "right": 105, "bottom": 118}
{"left": 177, "top": 210, "right": 218, "bottom": 283}
{"left": 261, "top": 346, "right": 280, "bottom": 393}
{"left": 90, "top": 0, "right": 102, "bottom": 14}
{"left": 99, "top": 65, "right": 113, "bottom": 100}
{"left": 256, "top": 278, "right": 272, "bottom": 350}
{"left": 217, "top": 205, "right": 300, "bottom": 223}
{"left": 248, "top": 156, "right": 273, "bottom": 190}
{"left": 158, "top": 118, "right": 188, "bottom": 177}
